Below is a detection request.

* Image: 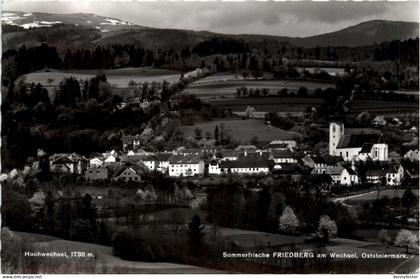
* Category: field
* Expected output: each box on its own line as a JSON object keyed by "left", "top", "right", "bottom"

{"left": 13, "top": 231, "right": 222, "bottom": 274}
{"left": 21, "top": 67, "right": 182, "bottom": 88}
{"left": 348, "top": 100, "right": 419, "bottom": 113}
{"left": 207, "top": 97, "right": 324, "bottom": 114}
{"left": 183, "top": 78, "right": 334, "bottom": 101}
{"left": 180, "top": 118, "right": 301, "bottom": 142}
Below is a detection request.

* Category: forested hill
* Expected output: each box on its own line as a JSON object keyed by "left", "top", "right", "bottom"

{"left": 2, "top": 11, "right": 419, "bottom": 50}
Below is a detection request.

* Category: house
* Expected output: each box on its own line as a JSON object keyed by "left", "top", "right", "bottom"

{"left": 340, "top": 166, "right": 359, "bottom": 186}
{"left": 209, "top": 160, "right": 221, "bottom": 175}
{"left": 155, "top": 153, "right": 171, "bottom": 173}
{"left": 365, "top": 167, "right": 387, "bottom": 184}
{"left": 85, "top": 166, "right": 108, "bottom": 181}
{"left": 399, "top": 161, "right": 420, "bottom": 184}
{"left": 113, "top": 167, "right": 141, "bottom": 182}
{"left": 329, "top": 122, "right": 388, "bottom": 162}
{"left": 235, "top": 145, "right": 257, "bottom": 152}
{"left": 220, "top": 160, "right": 272, "bottom": 175}
{"left": 168, "top": 155, "right": 205, "bottom": 177}
{"left": 326, "top": 166, "right": 344, "bottom": 184}
{"left": 266, "top": 140, "right": 297, "bottom": 150}
{"left": 49, "top": 153, "right": 88, "bottom": 174}
{"left": 221, "top": 150, "right": 240, "bottom": 161}
{"left": 270, "top": 150, "right": 298, "bottom": 164}
{"left": 122, "top": 135, "right": 141, "bottom": 151}
{"left": 386, "top": 164, "right": 402, "bottom": 186}
{"left": 89, "top": 157, "right": 104, "bottom": 168}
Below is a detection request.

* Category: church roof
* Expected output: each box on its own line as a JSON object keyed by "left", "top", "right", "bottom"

{"left": 337, "top": 134, "right": 381, "bottom": 149}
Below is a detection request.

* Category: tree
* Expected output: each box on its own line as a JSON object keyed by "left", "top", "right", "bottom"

{"left": 279, "top": 206, "right": 300, "bottom": 234}
{"left": 188, "top": 215, "right": 205, "bottom": 254}
{"left": 245, "top": 106, "right": 256, "bottom": 118}
{"left": 28, "top": 191, "right": 46, "bottom": 216}
{"left": 194, "top": 127, "right": 202, "bottom": 139}
{"left": 378, "top": 229, "right": 392, "bottom": 245}
{"left": 317, "top": 215, "right": 337, "bottom": 242}
{"left": 214, "top": 126, "right": 219, "bottom": 142}
{"left": 394, "top": 229, "right": 418, "bottom": 253}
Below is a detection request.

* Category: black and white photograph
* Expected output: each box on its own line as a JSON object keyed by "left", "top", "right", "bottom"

{"left": 1, "top": 0, "right": 419, "bottom": 275}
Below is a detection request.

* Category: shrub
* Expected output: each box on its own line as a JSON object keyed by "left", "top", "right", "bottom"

{"left": 279, "top": 206, "right": 300, "bottom": 234}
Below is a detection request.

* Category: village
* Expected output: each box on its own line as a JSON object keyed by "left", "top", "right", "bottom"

{"left": 27, "top": 121, "right": 418, "bottom": 190}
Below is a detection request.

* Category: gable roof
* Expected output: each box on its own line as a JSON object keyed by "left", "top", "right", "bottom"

{"left": 344, "top": 167, "right": 357, "bottom": 175}
{"left": 337, "top": 134, "right": 380, "bottom": 149}
{"left": 220, "top": 160, "right": 273, "bottom": 169}
{"left": 271, "top": 150, "right": 296, "bottom": 159}
{"left": 169, "top": 154, "right": 203, "bottom": 164}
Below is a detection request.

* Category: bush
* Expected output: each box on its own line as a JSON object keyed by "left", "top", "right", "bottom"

{"left": 394, "top": 229, "right": 418, "bottom": 253}
{"left": 317, "top": 215, "right": 337, "bottom": 241}
{"left": 279, "top": 206, "right": 300, "bottom": 234}
{"left": 112, "top": 231, "right": 156, "bottom": 262}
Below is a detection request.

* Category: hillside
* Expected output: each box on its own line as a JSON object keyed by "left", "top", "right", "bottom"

{"left": 291, "top": 20, "right": 419, "bottom": 47}
{"left": 2, "top": 11, "right": 419, "bottom": 51}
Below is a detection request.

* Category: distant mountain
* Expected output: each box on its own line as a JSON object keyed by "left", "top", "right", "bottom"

{"left": 290, "top": 20, "right": 419, "bottom": 47}
{"left": 1, "top": 11, "right": 146, "bottom": 32}
{"left": 2, "top": 11, "right": 419, "bottom": 50}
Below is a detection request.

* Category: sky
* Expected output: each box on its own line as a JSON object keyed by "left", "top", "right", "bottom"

{"left": 2, "top": 1, "right": 419, "bottom": 37}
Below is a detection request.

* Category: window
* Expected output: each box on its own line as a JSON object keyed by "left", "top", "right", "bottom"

{"left": 346, "top": 151, "right": 349, "bottom": 158}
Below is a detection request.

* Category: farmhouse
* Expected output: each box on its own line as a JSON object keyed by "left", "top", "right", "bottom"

{"left": 49, "top": 153, "right": 88, "bottom": 175}
{"left": 168, "top": 155, "right": 205, "bottom": 177}
{"left": 113, "top": 167, "right": 141, "bottom": 182}
{"left": 329, "top": 122, "right": 388, "bottom": 162}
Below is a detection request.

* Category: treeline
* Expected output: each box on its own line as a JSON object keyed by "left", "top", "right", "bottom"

{"left": 206, "top": 181, "right": 355, "bottom": 237}
{"left": 373, "top": 38, "right": 419, "bottom": 65}
{"left": 192, "top": 38, "right": 249, "bottom": 57}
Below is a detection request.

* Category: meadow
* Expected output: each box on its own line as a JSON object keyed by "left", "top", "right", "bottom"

{"left": 21, "top": 67, "right": 182, "bottom": 88}
{"left": 183, "top": 79, "right": 334, "bottom": 100}
{"left": 207, "top": 96, "right": 324, "bottom": 113}
{"left": 180, "top": 118, "right": 301, "bottom": 142}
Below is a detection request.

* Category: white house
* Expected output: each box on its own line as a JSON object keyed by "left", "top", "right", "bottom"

{"left": 104, "top": 154, "right": 118, "bottom": 164}
{"left": 168, "top": 155, "right": 205, "bottom": 177}
{"left": 340, "top": 166, "right": 359, "bottom": 186}
{"left": 386, "top": 164, "right": 402, "bottom": 186}
{"left": 266, "top": 140, "right": 297, "bottom": 150}
{"left": 89, "top": 157, "right": 104, "bottom": 168}
{"left": 220, "top": 160, "right": 271, "bottom": 175}
{"left": 329, "top": 122, "right": 388, "bottom": 162}
{"left": 209, "top": 160, "right": 221, "bottom": 175}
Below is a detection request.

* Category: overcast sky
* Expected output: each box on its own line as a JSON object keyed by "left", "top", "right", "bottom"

{"left": 3, "top": 1, "right": 419, "bottom": 37}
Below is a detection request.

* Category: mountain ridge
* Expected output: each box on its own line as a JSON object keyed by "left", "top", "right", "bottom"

{"left": 2, "top": 11, "right": 419, "bottom": 49}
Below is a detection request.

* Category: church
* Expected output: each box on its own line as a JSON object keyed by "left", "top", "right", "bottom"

{"left": 329, "top": 122, "right": 388, "bottom": 162}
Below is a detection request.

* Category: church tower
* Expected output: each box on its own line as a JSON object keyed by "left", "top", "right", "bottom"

{"left": 329, "top": 122, "right": 344, "bottom": 155}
